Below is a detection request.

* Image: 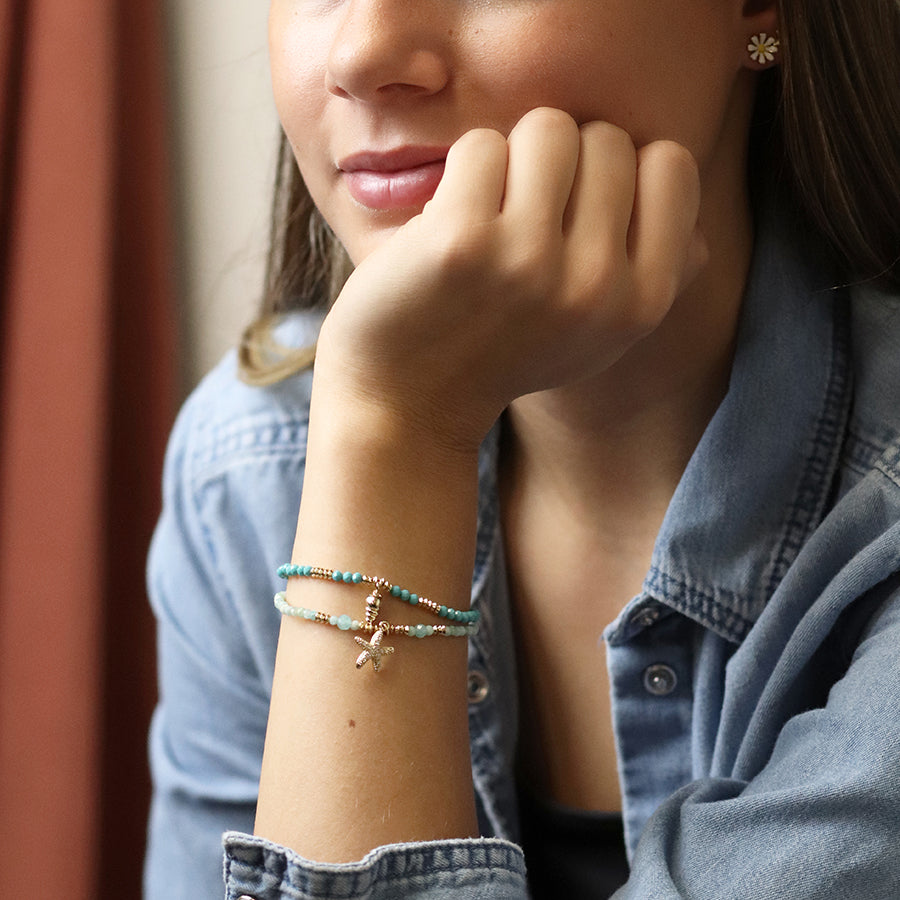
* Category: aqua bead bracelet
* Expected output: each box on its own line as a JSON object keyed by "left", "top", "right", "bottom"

{"left": 276, "top": 564, "right": 480, "bottom": 625}
{"left": 274, "top": 592, "right": 478, "bottom": 639}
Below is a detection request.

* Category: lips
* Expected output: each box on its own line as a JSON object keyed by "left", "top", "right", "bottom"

{"left": 338, "top": 147, "right": 449, "bottom": 211}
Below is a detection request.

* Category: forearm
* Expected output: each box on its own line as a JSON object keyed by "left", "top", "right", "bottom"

{"left": 254, "top": 371, "right": 482, "bottom": 863}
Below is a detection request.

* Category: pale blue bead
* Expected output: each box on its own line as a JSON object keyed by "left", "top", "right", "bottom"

{"left": 303, "top": 609, "right": 317, "bottom": 620}
{"left": 329, "top": 616, "right": 338, "bottom": 626}
{"left": 351, "top": 620, "right": 360, "bottom": 630}
{"left": 337, "top": 614, "right": 352, "bottom": 630}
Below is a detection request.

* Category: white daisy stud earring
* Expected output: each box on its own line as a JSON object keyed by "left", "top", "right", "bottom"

{"left": 748, "top": 32, "right": 780, "bottom": 64}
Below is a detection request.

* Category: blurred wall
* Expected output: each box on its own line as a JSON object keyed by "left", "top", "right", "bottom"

{"left": 165, "top": 1, "right": 280, "bottom": 389}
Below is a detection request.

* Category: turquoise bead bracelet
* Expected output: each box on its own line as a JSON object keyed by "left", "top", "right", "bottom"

{"left": 276, "top": 564, "right": 480, "bottom": 625}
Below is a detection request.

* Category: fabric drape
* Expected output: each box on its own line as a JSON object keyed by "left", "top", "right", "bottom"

{"left": 0, "top": 1, "right": 177, "bottom": 896}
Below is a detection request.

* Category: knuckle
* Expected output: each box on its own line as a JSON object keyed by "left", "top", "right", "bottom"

{"left": 515, "top": 107, "right": 579, "bottom": 143}
{"left": 630, "top": 279, "right": 678, "bottom": 333}
{"left": 449, "top": 127, "right": 507, "bottom": 163}
{"left": 639, "top": 140, "right": 699, "bottom": 188}
{"left": 580, "top": 120, "right": 635, "bottom": 157}
{"left": 430, "top": 229, "right": 483, "bottom": 273}
{"left": 525, "top": 106, "right": 577, "bottom": 130}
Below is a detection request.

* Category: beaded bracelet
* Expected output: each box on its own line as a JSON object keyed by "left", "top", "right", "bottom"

{"left": 275, "top": 565, "right": 479, "bottom": 673}
{"left": 276, "top": 564, "right": 480, "bottom": 625}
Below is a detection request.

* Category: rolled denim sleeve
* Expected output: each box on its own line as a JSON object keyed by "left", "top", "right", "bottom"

{"left": 223, "top": 833, "right": 528, "bottom": 900}
{"left": 613, "top": 584, "right": 900, "bottom": 900}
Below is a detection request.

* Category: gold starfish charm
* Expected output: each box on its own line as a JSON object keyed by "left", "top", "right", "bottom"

{"left": 354, "top": 629, "right": 394, "bottom": 672}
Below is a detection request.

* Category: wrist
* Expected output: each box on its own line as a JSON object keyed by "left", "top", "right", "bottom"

{"left": 293, "top": 368, "right": 481, "bottom": 607}
{"left": 313, "top": 320, "right": 501, "bottom": 459}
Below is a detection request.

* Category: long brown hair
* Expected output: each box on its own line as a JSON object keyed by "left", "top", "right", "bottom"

{"left": 239, "top": 0, "right": 900, "bottom": 385}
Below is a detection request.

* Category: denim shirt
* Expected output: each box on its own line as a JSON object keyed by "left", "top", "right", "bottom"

{"left": 145, "top": 213, "right": 900, "bottom": 899}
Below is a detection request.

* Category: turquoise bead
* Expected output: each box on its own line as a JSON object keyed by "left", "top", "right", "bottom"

{"left": 352, "top": 572, "right": 363, "bottom": 583}
{"left": 342, "top": 571, "right": 353, "bottom": 583}
{"left": 391, "top": 585, "right": 402, "bottom": 597}
{"left": 439, "top": 605, "right": 448, "bottom": 617}
{"left": 400, "top": 589, "right": 410, "bottom": 602}
{"left": 409, "top": 594, "right": 419, "bottom": 605}
{"left": 331, "top": 571, "right": 342, "bottom": 582}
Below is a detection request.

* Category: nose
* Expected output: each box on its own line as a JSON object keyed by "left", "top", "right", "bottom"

{"left": 326, "top": 0, "right": 451, "bottom": 102}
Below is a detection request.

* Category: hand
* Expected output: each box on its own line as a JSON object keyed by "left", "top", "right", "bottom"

{"left": 316, "top": 107, "right": 704, "bottom": 454}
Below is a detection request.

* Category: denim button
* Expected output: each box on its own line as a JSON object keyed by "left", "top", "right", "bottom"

{"left": 643, "top": 663, "right": 677, "bottom": 696}
{"left": 467, "top": 670, "right": 489, "bottom": 703}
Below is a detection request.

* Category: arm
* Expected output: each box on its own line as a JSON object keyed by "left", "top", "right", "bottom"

{"left": 253, "top": 390, "right": 482, "bottom": 860}
{"left": 251, "top": 109, "right": 700, "bottom": 875}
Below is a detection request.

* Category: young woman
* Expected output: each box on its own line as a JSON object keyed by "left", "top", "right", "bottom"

{"left": 145, "top": 0, "right": 900, "bottom": 897}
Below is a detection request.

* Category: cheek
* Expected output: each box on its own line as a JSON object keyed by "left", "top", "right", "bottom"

{"left": 269, "top": 13, "right": 328, "bottom": 149}
{"left": 460, "top": 17, "right": 634, "bottom": 138}
{"left": 469, "top": 5, "right": 738, "bottom": 159}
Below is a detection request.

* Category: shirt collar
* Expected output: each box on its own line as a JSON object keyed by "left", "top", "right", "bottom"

{"left": 644, "top": 207, "right": 852, "bottom": 642}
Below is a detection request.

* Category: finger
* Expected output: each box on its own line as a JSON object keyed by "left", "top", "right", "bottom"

{"left": 502, "top": 108, "right": 580, "bottom": 232}
{"left": 629, "top": 141, "right": 703, "bottom": 302}
{"left": 427, "top": 128, "right": 508, "bottom": 221}
{"left": 564, "top": 121, "right": 637, "bottom": 259}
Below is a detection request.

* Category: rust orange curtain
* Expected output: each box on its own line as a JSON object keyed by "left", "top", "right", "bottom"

{"left": 0, "top": 1, "right": 177, "bottom": 897}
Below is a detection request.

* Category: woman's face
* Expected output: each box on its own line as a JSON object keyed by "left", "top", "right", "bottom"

{"left": 269, "top": 0, "right": 761, "bottom": 264}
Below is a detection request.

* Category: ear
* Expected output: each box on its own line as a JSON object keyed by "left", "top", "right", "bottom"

{"left": 738, "top": 0, "right": 780, "bottom": 70}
